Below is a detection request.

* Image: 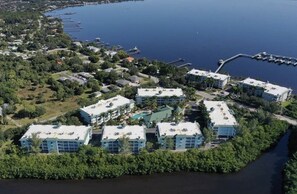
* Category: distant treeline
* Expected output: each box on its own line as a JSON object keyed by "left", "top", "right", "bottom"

{"left": 0, "top": 0, "right": 143, "bottom": 12}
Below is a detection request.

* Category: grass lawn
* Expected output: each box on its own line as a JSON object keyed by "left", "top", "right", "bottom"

{"left": 0, "top": 123, "right": 18, "bottom": 131}
{"left": 7, "top": 85, "right": 83, "bottom": 127}
{"left": 282, "top": 100, "right": 293, "bottom": 108}
{"left": 51, "top": 70, "right": 72, "bottom": 80}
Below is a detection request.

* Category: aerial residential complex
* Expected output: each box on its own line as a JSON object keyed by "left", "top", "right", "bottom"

{"left": 80, "top": 95, "right": 135, "bottom": 125}
{"left": 101, "top": 125, "right": 146, "bottom": 153}
{"left": 203, "top": 101, "right": 238, "bottom": 139}
{"left": 135, "top": 87, "right": 185, "bottom": 105}
{"left": 156, "top": 122, "right": 204, "bottom": 150}
{"left": 239, "top": 77, "right": 292, "bottom": 102}
{"left": 19, "top": 124, "right": 92, "bottom": 153}
{"left": 186, "top": 69, "right": 230, "bottom": 89}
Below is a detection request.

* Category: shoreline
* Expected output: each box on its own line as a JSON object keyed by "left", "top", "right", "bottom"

{"left": 0, "top": 132, "right": 289, "bottom": 194}
{"left": 0, "top": 2, "right": 295, "bottom": 189}
{"left": 46, "top": 2, "right": 297, "bottom": 94}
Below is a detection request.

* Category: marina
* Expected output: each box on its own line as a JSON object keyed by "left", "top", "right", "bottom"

{"left": 215, "top": 52, "right": 297, "bottom": 73}
{"left": 253, "top": 52, "right": 297, "bottom": 66}
{"left": 48, "top": 0, "right": 297, "bottom": 92}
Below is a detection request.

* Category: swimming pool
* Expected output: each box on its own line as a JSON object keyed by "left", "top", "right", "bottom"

{"left": 132, "top": 112, "right": 149, "bottom": 120}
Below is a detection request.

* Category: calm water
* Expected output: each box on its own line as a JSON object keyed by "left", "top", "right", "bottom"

{"left": 0, "top": 133, "right": 289, "bottom": 194}
{"left": 47, "top": 0, "right": 297, "bottom": 91}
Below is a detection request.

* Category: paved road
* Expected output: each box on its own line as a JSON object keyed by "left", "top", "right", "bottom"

{"left": 39, "top": 113, "right": 66, "bottom": 124}
{"left": 138, "top": 72, "right": 159, "bottom": 84}
{"left": 274, "top": 114, "right": 297, "bottom": 126}
{"left": 228, "top": 100, "right": 297, "bottom": 126}
{"left": 6, "top": 116, "right": 21, "bottom": 127}
{"left": 195, "top": 91, "right": 216, "bottom": 100}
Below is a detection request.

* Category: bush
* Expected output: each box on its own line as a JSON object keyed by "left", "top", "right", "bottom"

{"left": 284, "top": 126, "right": 297, "bottom": 194}
{"left": 15, "top": 106, "right": 46, "bottom": 119}
{"left": 0, "top": 114, "right": 288, "bottom": 179}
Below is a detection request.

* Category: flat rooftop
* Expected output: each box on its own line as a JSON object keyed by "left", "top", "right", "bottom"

{"left": 80, "top": 95, "right": 133, "bottom": 116}
{"left": 240, "top": 77, "right": 292, "bottom": 96}
{"left": 102, "top": 125, "right": 146, "bottom": 140}
{"left": 137, "top": 87, "right": 185, "bottom": 97}
{"left": 20, "top": 125, "right": 91, "bottom": 141}
{"left": 187, "top": 69, "right": 230, "bottom": 81}
{"left": 203, "top": 101, "right": 238, "bottom": 126}
{"left": 157, "top": 122, "right": 202, "bottom": 136}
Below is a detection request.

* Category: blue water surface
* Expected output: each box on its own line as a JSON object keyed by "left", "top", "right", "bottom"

{"left": 48, "top": 0, "right": 297, "bottom": 91}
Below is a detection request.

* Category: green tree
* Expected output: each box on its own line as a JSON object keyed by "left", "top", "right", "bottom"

{"left": 117, "top": 50, "right": 129, "bottom": 59}
{"left": 30, "top": 133, "right": 42, "bottom": 154}
{"left": 162, "top": 137, "right": 174, "bottom": 150}
{"left": 118, "top": 135, "right": 131, "bottom": 154}
{"left": 202, "top": 127, "right": 215, "bottom": 143}
{"left": 89, "top": 55, "right": 99, "bottom": 63}
{"left": 145, "top": 142, "right": 154, "bottom": 152}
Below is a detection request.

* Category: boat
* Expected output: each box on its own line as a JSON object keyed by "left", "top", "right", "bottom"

{"left": 64, "top": 12, "right": 76, "bottom": 15}
{"left": 128, "top": 46, "right": 139, "bottom": 52}
{"left": 218, "top": 59, "right": 224, "bottom": 65}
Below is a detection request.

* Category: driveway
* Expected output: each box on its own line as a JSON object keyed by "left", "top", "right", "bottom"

{"left": 195, "top": 90, "right": 216, "bottom": 100}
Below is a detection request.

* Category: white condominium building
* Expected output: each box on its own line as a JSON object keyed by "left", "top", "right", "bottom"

{"left": 80, "top": 95, "right": 135, "bottom": 125}
{"left": 156, "top": 122, "right": 204, "bottom": 150}
{"left": 19, "top": 124, "right": 92, "bottom": 153}
{"left": 101, "top": 125, "right": 146, "bottom": 153}
{"left": 136, "top": 87, "right": 185, "bottom": 105}
{"left": 239, "top": 78, "right": 292, "bottom": 102}
{"left": 186, "top": 69, "right": 230, "bottom": 89}
{"left": 203, "top": 101, "right": 238, "bottom": 139}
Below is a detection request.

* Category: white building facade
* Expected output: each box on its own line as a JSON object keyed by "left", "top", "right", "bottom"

{"left": 136, "top": 87, "right": 186, "bottom": 105}
{"left": 239, "top": 78, "right": 292, "bottom": 102}
{"left": 101, "top": 125, "right": 146, "bottom": 153}
{"left": 156, "top": 122, "right": 203, "bottom": 150}
{"left": 186, "top": 69, "right": 230, "bottom": 89}
{"left": 19, "top": 124, "right": 92, "bottom": 153}
{"left": 203, "top": 101, "right": 238, "bottom": 139}
{"left": 80, "top": 95, "right": 135, "bottom": 125}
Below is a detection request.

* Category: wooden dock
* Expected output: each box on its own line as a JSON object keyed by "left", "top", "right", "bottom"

{"left": 177, "top": 63, "right": 192, "bottom": 68}
{"left": 215, "top": 54, "right": 253, "bottom": 73}
{"left": 166, "top": 58, "right": 184, "bottom": 65}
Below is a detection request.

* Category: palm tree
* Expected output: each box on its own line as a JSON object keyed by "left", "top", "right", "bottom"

{"left": 120, "top": 106, "right": 126, "bottom": 114}
{"left": 118, "top": 135, "right": 131, "bottom": 154}
{"left": 163, "top": 137, "right": 174, "bottom": 150}
{"left": 204, "top": 77, "right": 215, "bottom": 89}
{"left": 30, "top": 133, "right": 42, "bottom": 153}
{"left": 208, "top": 77, "right": 215, "bottom": 89}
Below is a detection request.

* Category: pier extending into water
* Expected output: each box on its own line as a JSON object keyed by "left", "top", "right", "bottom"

{"left": 215, "top": 52, "right": 297, "bottom": 73}
{"left": 215, "top": 54, "right": 253, "bottom": 73}
{"left": 166, "top": 58, "right": 184, "bottom": 65}
{"left": 177, "top": 63, "right": 192, "bottom": 68}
